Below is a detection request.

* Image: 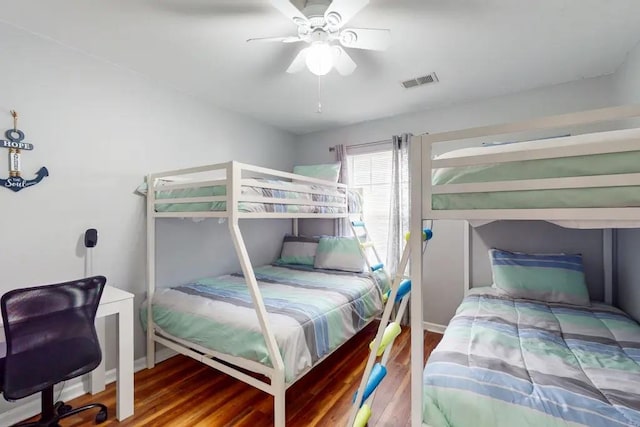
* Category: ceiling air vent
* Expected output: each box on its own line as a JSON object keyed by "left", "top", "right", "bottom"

{"left": 401, "top": 72, "right": 439, "bottom": 89}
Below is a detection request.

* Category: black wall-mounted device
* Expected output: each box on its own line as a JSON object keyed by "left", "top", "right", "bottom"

{"left": 84, "top": 228, "right": 98, "bottom": 248}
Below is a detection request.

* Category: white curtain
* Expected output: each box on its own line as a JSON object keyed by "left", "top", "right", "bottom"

{"left": 335, "top": 144, "right": 350, "bottom": 236}
{"left": 386, "top": 134, "right": 411, "bottom": 274}
{"left": 387, "top": 134, "right": 411, "bottom": 322}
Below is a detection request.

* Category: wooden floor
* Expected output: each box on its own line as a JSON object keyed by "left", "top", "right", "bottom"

{"left": 47, "top": 324, "right": 442, "bottom": 426}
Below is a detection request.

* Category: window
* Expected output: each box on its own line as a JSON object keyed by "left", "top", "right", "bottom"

{"left": 348, "top": 150, "right": 393, "bottom": 263}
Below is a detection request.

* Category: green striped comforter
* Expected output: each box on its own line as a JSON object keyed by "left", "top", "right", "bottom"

{"left": 152, "top": 179, "right": 363, "bottom": 214}
{"left": 144, "top": 264, "right": 388, "bottom": 382}
{"left": 431, "top": 130, "right": 640, "bottom": 210}
{"left": 423, "top": 287, "right": 640, "bottom": 427}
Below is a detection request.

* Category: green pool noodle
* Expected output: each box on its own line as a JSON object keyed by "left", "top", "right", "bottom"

{"left": 353, "top": 404, "right": 371, "bottom": 427}
{"left": 369, "top": 322, "right": 402, "bottom": 356}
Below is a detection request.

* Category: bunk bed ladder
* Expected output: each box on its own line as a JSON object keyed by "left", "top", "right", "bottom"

{"left": 350, "top": 220, "right": 392, "bottom": 285}
{"left": 347, "top": 225, "right": 433, "bottom": 427}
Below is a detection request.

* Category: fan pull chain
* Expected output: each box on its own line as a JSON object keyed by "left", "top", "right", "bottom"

{"left": 316, "top": 75, "right": 322, "bottom": 114}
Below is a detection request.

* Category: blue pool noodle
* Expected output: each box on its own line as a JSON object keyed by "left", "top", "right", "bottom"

{"left": 395, "top": 279, "right": 411, "bottom": 302}
{"left": 353, "top": 363, "right": 387, "bottom": 406}
{"left": 423, "top": 228, "right": 433, "bottom": 241}
{"left": 371, "top": 263, "right": 384, "bottom": 272}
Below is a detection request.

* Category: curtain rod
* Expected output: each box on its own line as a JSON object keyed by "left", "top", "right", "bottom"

{"left": 328, "top": 138, "right": 392, "bottom": 152}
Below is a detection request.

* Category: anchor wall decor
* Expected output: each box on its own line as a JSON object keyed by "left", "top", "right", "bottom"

{"left": 0, "top": 110, "right": 48, "bottom": 192}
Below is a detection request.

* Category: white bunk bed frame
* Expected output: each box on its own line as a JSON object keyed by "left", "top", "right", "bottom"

{"left": 145, "top": 160, "right": 350, "bottom": 427}
{"left": 409, "top": 105, "right": 640, "bottom": 427}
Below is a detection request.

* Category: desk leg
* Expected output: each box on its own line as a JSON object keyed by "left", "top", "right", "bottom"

{"left": 117, "top": 298, "right": 135, "bottom": 420}
{"left": 90, "top": 318, "right": 106, "bottom": 394}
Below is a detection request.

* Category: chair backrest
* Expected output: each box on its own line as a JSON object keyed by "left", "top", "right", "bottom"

{"left": 1, "top": 276, "right": 106, "bottom": 400}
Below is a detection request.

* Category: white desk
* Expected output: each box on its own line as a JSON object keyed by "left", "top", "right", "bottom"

{"left": 90, "top": 286, "right": 135, "bottom": 421}
{"left": 0, "top": 285, "right": 134, "bottom": 422}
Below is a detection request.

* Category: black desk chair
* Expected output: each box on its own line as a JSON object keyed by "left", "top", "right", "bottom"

{"left": 0, "top": 276, "right": 109, "bottom": 426}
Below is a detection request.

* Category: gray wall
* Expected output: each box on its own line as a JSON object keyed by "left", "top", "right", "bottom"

{"left": 156, "top": 219, "right": 291, "bottom": 288}
{"left": 294, "top": 75, "right": 615, "bottom": 163}
{"left": 0, "top": 18, "right": 295, "bottom": 417}
{"left": 422, "top": 221, "right": 466, "bottom": 327}
{"left": 295, "top": 76, "right": 616, "bottom": 326}
{"left": 613, "top": 40, "right": 640, "bottom": 321}
{"left": 614, "top": 40, "right": 640, "bottom": 105}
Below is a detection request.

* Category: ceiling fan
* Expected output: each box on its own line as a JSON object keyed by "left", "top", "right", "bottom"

{"left": 248, "top": 0, "right": 391, "bottom": 76}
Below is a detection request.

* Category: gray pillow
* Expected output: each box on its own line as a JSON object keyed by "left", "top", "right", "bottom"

{"left": 277, "top": 235, "right": 319, "bottom": 266}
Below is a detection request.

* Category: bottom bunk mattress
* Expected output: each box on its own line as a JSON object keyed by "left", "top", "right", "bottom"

{"left": 423, "top": 287, "right": 640, "bottom": 427}
{"left": 143, "top": 264, "right": 388, "bottom": 382}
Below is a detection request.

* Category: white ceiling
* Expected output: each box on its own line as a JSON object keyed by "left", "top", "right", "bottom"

{"left": 2, "top": 0, "right": 640, "bottom": 134}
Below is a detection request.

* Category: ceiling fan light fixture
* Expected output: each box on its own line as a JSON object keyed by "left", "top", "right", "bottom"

{"left": 305, "top": 42, "right": 334, "bottom": 75}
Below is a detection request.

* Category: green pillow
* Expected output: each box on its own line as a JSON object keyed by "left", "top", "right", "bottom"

{"left": 314, "top": 236, "right": 365, "bottom": 272}
{"left": 293, "top": 163, "right": 341, "bottom": 183}
{"left": 490, "top": 249, "right": 590, "bottom": 306}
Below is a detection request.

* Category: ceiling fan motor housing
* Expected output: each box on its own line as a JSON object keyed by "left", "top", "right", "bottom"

{"left": 302, "top": 0, "right": 343, "bottom": 31}
{"left": 309, "top": 28, "right": 331, "bottom": 43}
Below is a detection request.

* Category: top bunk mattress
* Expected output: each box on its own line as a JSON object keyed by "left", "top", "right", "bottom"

{"left": 147, "top": 178, "right": 361, "bottom": 214}
{"left": 142, "top": 264, "right": 389, "bottom": 382}
{"left": 432, "top": 128, "right": 640, "bottom": 211}
{"left": 423, "top": 287, "right": 640, "bottom": 427}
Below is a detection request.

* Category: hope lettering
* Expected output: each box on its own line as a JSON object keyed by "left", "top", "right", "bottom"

{"left": 1, "top": 140, "right": 33, "bottom": 150}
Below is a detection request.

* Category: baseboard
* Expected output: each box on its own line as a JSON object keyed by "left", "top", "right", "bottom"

{"left": 422, "top": 321, "right": 447, "bottom": 334}
{"left": 0, "top": 348, "right": 177, "bottom": 425}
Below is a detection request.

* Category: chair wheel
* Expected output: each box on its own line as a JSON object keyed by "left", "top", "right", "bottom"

{"left": 55, "top": 402, "right": 72, "bottom": 415}
{"left": 95, "top": 409, "right": 108, "bottom": 424}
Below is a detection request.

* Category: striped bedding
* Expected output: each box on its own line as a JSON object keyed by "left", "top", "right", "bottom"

{"left": 143, "top": 264, "right": 388, "bottom": 382}
{"left": 148, "top": 178, "right": 363, "bottom": 214}
{"left": 423, "top": 287, "right": 640, "bottom": 427}
{"left": 431, "top": 129, "right": 640, "bottom": 211}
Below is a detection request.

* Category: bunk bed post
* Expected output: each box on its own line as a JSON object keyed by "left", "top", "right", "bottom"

{"left": 227, "top": 162, "right": 287, "bottom": 426}
{"left": 146, "top": 173, "right": 156, "bottom": 369}
{"left": 463, "top": 221, "right": 471, "bottom": 294}
{"left": 603, "top": 229, "right": 614, "bottom": 304}
{"left": 273, "top": 381, "right": 286, "bottom": 427}
{"left": 292, "top": 218, "right": 299, "bottom": 236}
{"left": 410, "top": 136, "right": 426, "bottom": 427}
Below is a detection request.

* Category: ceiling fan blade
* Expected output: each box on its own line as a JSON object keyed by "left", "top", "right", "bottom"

{"left": 247, "top": 36, "right": 303, "bottom": 43}
{"left": 339, "top": 28, "right": 391, "bottom": 51}
{"left": 286, "top": 48, "right": 309, "bottom": 73}
{"left": 324, "top": 0, "right": 369, "bottom": 28}
{"left": 271, "top": 0, "right": 309, "bottom": 26}
{"left": 282, "top": 37, "right": 304, "bottom": 43}
{"left": 332, "top": 46, "right": 357, "bottom": 76}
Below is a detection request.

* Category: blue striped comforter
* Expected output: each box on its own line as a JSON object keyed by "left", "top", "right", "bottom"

{"left": 423, "top": 287, "right": 640, "bottom": 427}
{"left": 144, "top": 264, "right": 388, "bottom": 382}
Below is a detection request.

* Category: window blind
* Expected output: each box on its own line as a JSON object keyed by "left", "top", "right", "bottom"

{"left": 348, "top": 150, "right": 393, "bottom": 263}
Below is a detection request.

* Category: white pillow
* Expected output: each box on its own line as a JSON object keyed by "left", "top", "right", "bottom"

{"left": 314, "top": 236, "right": 365, "bottom": 273}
